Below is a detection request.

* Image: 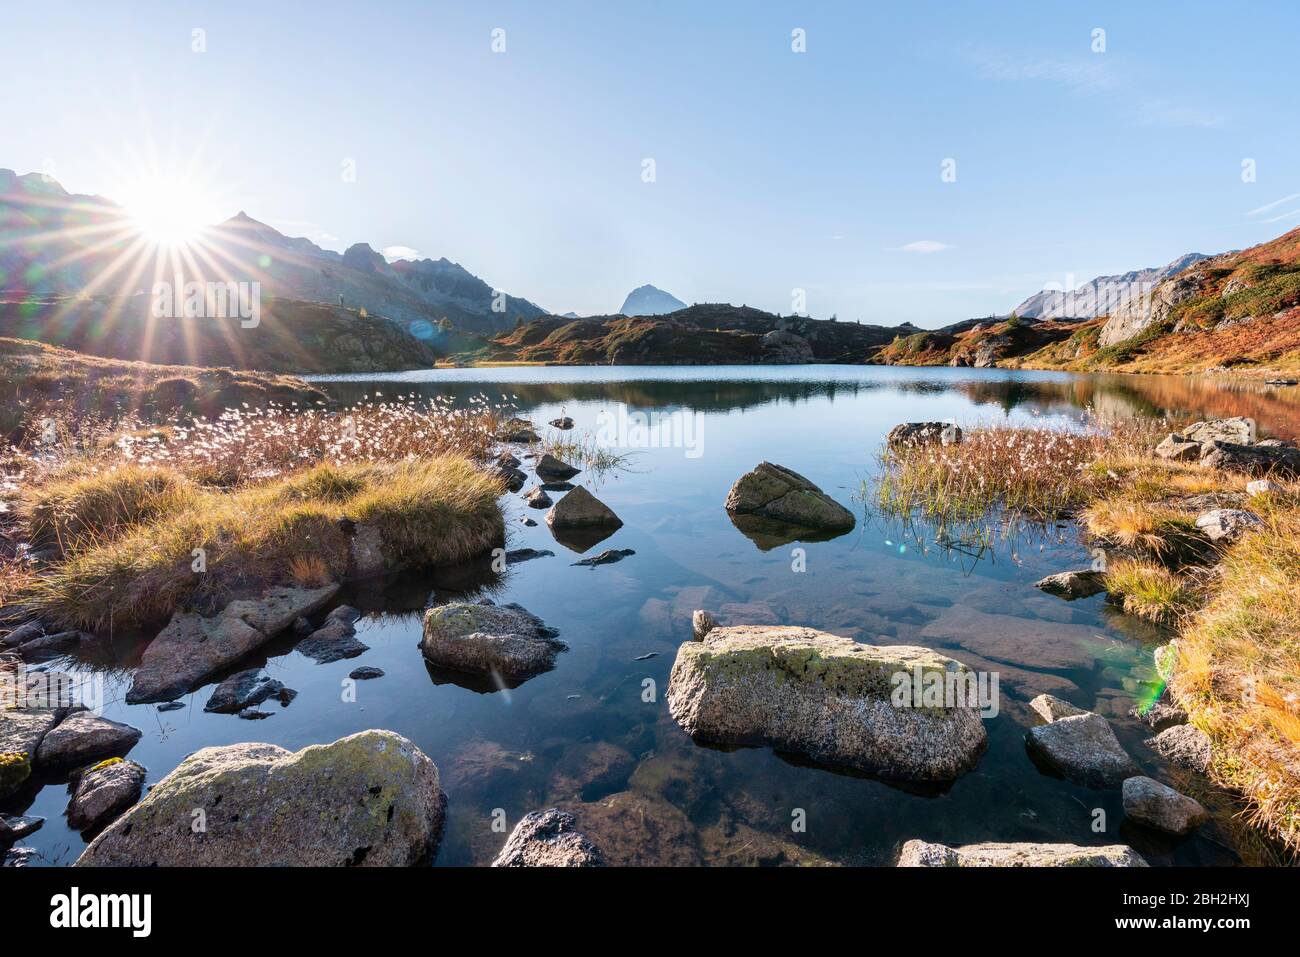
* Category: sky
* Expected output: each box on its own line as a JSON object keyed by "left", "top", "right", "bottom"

{"left": 4, "top": 0, "right": 1299, "bottom": 326}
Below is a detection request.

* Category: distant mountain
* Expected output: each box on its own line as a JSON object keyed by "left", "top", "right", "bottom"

{"left": 0, "top": 170, "right": 548, "bottom": 338}
{"left": 1014, "top": 253, "right": 1213, "bottom": 321}
{"left": 619, "top": 284, "right": 686, "bottom": 316}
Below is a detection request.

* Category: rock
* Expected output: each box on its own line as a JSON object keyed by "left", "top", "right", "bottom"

{"left": 723, "top": 462, "right": 855, "bottom": 531}
{"left": 491, "top": 808, "right": 603, "bottom": 867}
{"left": 67, "top": 758, "right": 146, "bottom": 832}
{"left": 519, "top": 517, "right": 537, "bottom": 527}
{"left": 491, "top": 465, "right": 527, "bottom": 493}
{"left": 667, "top": 625, "right": 987, "bottom": 780}
{"left": 1025, "top": 712, "right": 1138, "bottom": 788}
{"left": 421, "top": 600, "right": 566, "bottom": 681}
{"left": 505, "top": 547, "right": 553, "bottom": 564}
{"left": 1146, "top": 724, "right": 1212, "bottom": 773}
{"left": 127, "top": 584, "right": 339, "bottom": 703}
{"left": 1098, "top": 269, "right": 1202, "bottom": 348}
{"left": 1, "top": 620, "right": 44, "bottom": 648}
{"left": 76, "top": 730, "right": 446, "bottom": 866}
{"left": 886, "top": 422, "right": 962, "bottom": 448}
{"left": 1, "top": 813, "right": 43, "bottom": 847}
{"left": 1129, "top": 699, "right": 1187, "bottom": 732}
{"left": 1183, "top": 417, "right": 1255, "bottom": 445}
{"left": 571, "top": 548, "right": 635, "bottom": 567}
{"left": 546, "top": 486, "right": 623, "bottom": 529}
{"left": 3, "top": 847, "right": 37, "bottom": 866}
{"left": 760, "top": 328, "right": 814, "bottom": 363}
{"left": 291, "top": 616, "right": 314, "bottom": 637}
{"left": 1247, "top": 479, "right": 1282, "bottom": 497}
{"left": 918, "top": 606, "right": 1100, "bottom": 670}
{"left": 1155, "top": 433, "right": 1202, "bottom": 461}
{"left": 1034, "top": 570, "right": 1105, "bottom": 600}
{"left": 297, "top": 608, "right": 369, "bottom": 664}
{"left": 565, "top": 791, "right": 702, "bottom": 866}
{"left": 1028, "top": 694, "right": 1088, "bottom": 723}
{"left": 238, "top": 708, "right": 272, "bottom": 720}
{"left": 534, "top": 453, "right": 581, "bottom": 481}
{"left": 496, "top": 451, "right": 521, "bottom": 469}
{"left": 1194, "top": 508, "right": 1264, "bottom": 543}
{"left": 1200, "top": 439, "right": 1300, "bottom": 477}
{"left": 1153, "top": 642, "right": 1179, "bottom": 682}
{"left": 549, "top": 417, "right": 575, "bottom": 430}
{"left": 203, "top": 669, "right": 293, "bottom": 713}
{"left": 35, "top": 711, "right": 142, "bottom": 769}
{"left": 495, "top": 417, "right": 540, "bottom": 443}
{"left": 691, "top": 609, "right": 716, "bottom": 641}
{"left": 523, "top": 486, "right": 553, "bottom": 509}
{"left": 1122, "top": 776, "right": 1208, "bottom": 836}
{"left": 348, "top": 666, "right": 384, "bottom": 680}
{"left": 16, "top": 630, "right": 85, "bottom": 661}
{"left": 898, "top": 839, "right": 1146, "bottom": 867}
{"left": 156, "top": 701, "right": 185, "bottom": 713}
{"left": 0, "top": 707, "right": 62, "bottom": 797}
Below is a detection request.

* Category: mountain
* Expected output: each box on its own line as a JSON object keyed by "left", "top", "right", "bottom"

{"left": 0, "top": 170, "right": 547, "bottom": 339}
{"left": 619, "top": 284, "right": 687, "bottom": 316}
{"left": 1013, "top": 252, "right": 1213, "bottom": 321}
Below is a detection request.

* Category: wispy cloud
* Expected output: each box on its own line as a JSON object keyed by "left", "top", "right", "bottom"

{"left": 894, "top": 240, "right": 952, "bottom": 254}
{"left": 1248, "top": 193, "right": 1300, "bottom": 216}
{"left": 383, "top": 245, "right": 420, "bottom": 261}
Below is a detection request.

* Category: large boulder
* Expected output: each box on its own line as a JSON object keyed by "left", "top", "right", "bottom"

{"left": 1194, "top": 508, "right": 1264, "bottom": 543}
{"left": 1025, "top": 712, "right": 1138, "bottom": 788}
{"left": 76, "top": 730, "right": 445, "bottom": 866}
{"left": 67, "top": 758, "right": 146, "bottom": 833}
{"left": 1182, "top": 417, "right": 1255, "bottom": 445}
{"left": 1122, "top": 776, "right": 1208, "bottom": 836}
{"left": 491, "top": 808, "right": 603, "bottom": 867}
{"left": 127, "top": 584, "right": 339, "bottom": 703}
{"left": 723, "top": 462, "right": 855, "bottom": 531}
{"left": 0, "top": 707, "right": 62, "bottom": 798}
{"left": 36, "top": 712, "right": 141, "bottom": 769}
{"left": 421, "top": 600, "right": 566, "bottom": 682}
{"left": 1154, "top": 433, "right": 1201, "bottom": 462}
{"left": 1146, "top": 724, "right": 1212, "bottom": 773}
{"left": 1200, "top": 440, "right": 1300, "bottom": 477}
{"left": 546, "top": 486, "right": 623, "bottom": 528}
{"left": 667, "top": 625, "right": 987, "bottom": 781}
{"left": 886, "top": 422, "right": 962, "bottom": 448}
{"left": 898, "top": 839, "right": 1146, "bottom": 867}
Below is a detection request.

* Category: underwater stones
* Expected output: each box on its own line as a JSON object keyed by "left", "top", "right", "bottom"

{"left": 15, "top": 630, "right": 85, "bottom": 662}
{"left": 1194, "top": 508, "right": 1264, "bottom": 543}
{"left": 898, "top": 839, "right": 1146, "bottom": 867}
{"left": 1034, "top": 570, "right": 1105, "bottom": 600}
{"left": 1122, "top": 776, "right": 1208, "bottom": 836}
{"left": 67, "top": 758, "right": 146, "bottom": 833}
{"left": 535, "top": 453, "right": 581, "bottom": 482}
{"left": 724, "top": 462, "right": 854, "bottom": 532}
{"left": 35, "top": 712, "right": 141, "bottom": 770}
{"left": 546, "top": 485, "right": 623, "bottom": 529}
{"left": 0, "top": 707, "right": 62, "bottom": 798}
{"left": 505, "top": 547, "right": 553, "bottom": 564}
{"left": 76, "top": 730, "right": 445, "bottom": 867}
{"left": 491, "top": 808, "right": 603, "bottom": 867}
{"left": 421, "top": 599, "right": 566, "bottom": 682}
{"left": 1025, "top": 712, "right": 1138, "bottom": 788}
{"left": 666, "top": 625, "right": 987, "bottom": 781}
{"left": 1028, "top": 693, "right": 1087, "bottom": 723}
{"left": 1146, "top": 724, "right": 1212, "bottom": 773}
{"left": 571, "top": 548, "right": 635, "bottom": 567}
{"left": 127, "top": 584, "right": 339, "bottom": 703}
{"left": 918, "top": 606, "right": 1099, "bottom": 671}
{"left": 886, "top": 422, "right": 962, "bottom": 448}
{"left": 203, "top": 669, "right": 293, "bottom": 714}
{"left": 565, "top": 791, "right": 702, "bottom": 867}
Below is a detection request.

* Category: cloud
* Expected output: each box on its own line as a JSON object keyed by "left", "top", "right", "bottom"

{"left": 383, "top": 245, "right": 420, "bottom": 262}
{"left": 894, "top": 240, "right": 953, "bottom": 254}
{"left": 1248, "top": 193, "right": 1300, "bottom": 216}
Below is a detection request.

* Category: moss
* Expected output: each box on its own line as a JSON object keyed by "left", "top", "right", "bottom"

{"left": 88, "top": 756, "right": 124, "bottom": 773}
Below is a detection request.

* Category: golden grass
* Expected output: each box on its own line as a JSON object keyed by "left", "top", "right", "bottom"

{"left": 1081, "top": 499, "right": 1206, "bottom": 563}
{"left": 1103, "top": 557, "right": 1199, "bottom": 625}
{"left": 25, "top": 458, "right": 504, "bottom": 632}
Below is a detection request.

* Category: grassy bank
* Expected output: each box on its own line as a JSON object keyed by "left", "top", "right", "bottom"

{"left": 874, "top": 419, "right": 1300, "bottom": 853}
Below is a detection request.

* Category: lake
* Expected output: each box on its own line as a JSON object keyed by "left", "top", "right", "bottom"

{"left": 14, "top": 365, "right": 1300, "bottom": 866}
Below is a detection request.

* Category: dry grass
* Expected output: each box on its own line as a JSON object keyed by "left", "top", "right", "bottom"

{"left": 1081, "top": 499, "right": 1206, "bottom": 564}
{"left": 1103, "top": 557, "right": 1199, "bottom": 625}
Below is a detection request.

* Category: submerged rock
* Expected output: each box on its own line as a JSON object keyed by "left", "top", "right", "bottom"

{"left": 491, "top": 808, "right": 603, "bottom": 867}
{"left": 1026, "top": 712, "right": 1138, "bottom": 788}
{"left": 886, "top": 422, "right": 962, "bottom": 448}
{"left": 1034, "top": 570, "right": 1105, "bottom": 600}
{"left": 898, "top": 839, "right": 1146, "bottom": 867}
{"left": 1146, "top": 724, "right": 1212, "bottom": 773}
{"left": 35, "top": 712, "right": 141, "bottom": 770}
{"left": 76, "top": 730, "right": 446, "bottom": 867}
{"left": 723, "top": 462, "right": 854, "bottom": 531}
{"left": 421, "top": 600, "right": 566, "bottom": 682}
{"left": 546, "top": 486, "right": 623, "bottom": 529}
{"left": 505, "top": 547, "right": 554, "bottom": 564}
{"left": 127, "top": 584, "right": 339, "bottom": 703}
{"left": 571, "top": 548, "right": 635, "bottom": 567}
{"left": 15, "top": 630, "right": 85, "bottom": 661}
{"left": 1122, "top": 776, "right": 1208, "bottom": 836}
{"left": 203, "top": 669, "right": 293, "bottom": 714}
{"left": 667, "top": 625, "right": 987, "bottom": 780}
{"left": 67, "top": 758, "right": 146, "bottom": 833}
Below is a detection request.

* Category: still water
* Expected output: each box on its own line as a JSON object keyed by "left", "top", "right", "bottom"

{"left": 13, "top": 366, "right": 1300, "bottom": 865}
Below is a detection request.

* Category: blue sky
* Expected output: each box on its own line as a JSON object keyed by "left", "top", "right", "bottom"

{"left": 4, "top": 1, "right": 1298, "bottom": 325}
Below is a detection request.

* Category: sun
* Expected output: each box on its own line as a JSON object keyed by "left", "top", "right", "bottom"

{"left": 119, "top": 175, "right": 219, "bottom": 247}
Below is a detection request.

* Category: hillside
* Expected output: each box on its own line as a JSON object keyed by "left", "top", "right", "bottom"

{"left": 0, "top": 336, "right": 326, "bottom": 440}
{"left": 0, "top": 294, "right": 442, "bottom": 374}
{"left": 480, "top": 304, "right": 912, "bottom": 364}
{"left": 1013, "top": 252, "right": 1212, "bottom": 320}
